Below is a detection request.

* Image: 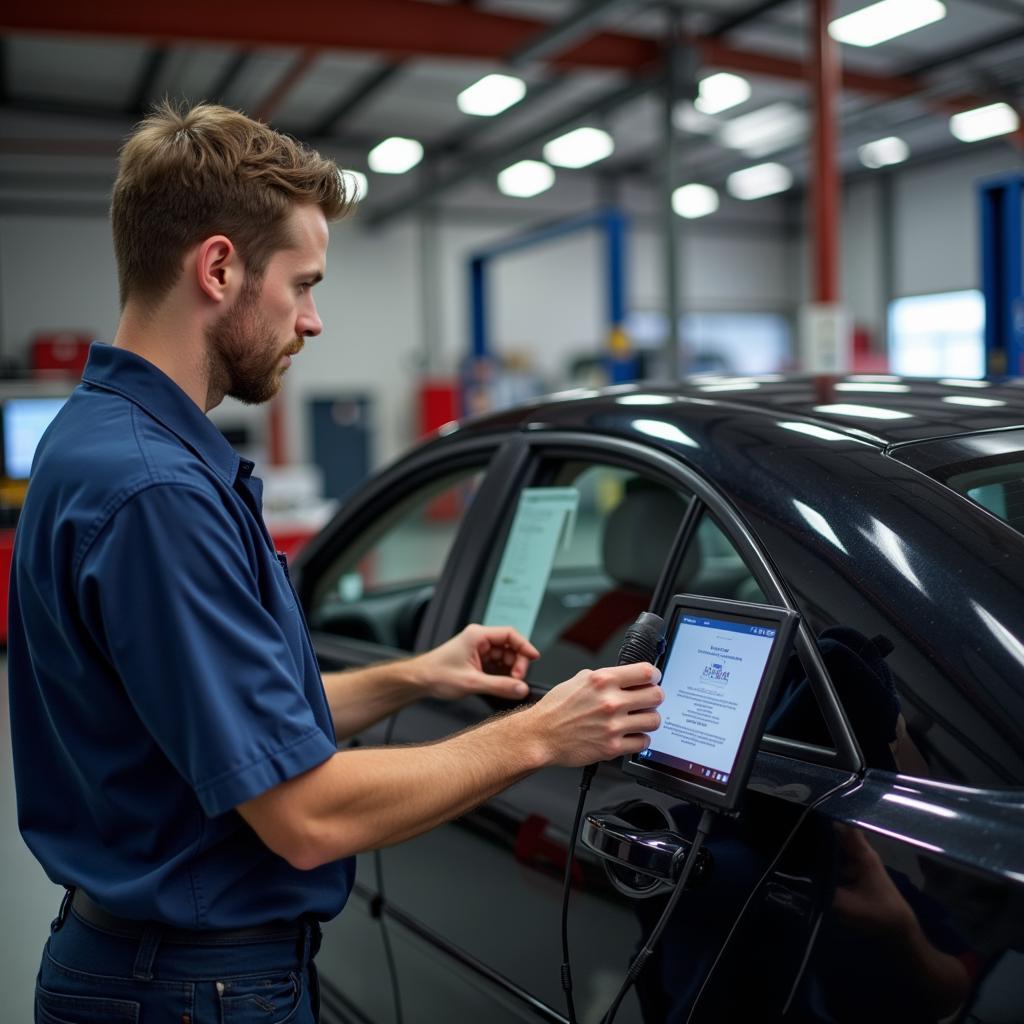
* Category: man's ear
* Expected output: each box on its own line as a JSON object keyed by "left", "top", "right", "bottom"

{"left": 195, "top": 235, "right": 241, "bottom": 304}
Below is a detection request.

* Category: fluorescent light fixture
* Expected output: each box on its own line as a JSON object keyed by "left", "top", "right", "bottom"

{"left": 858, "top": 136, "right": 910, "bottom": 169}
{"left": 341, "top": 169, "right": 368, "bottom": 202}
{"left": 848, "top": 374, "right": 903, "bottom": 382}
{"left": 698, "top": 382, "right": 761, "bottom": 392}
{"left": 497, "top": 159, "right": 555, "bottom": 198}
{"left": 727, "top": 163, "right": 793, "bottom": 201}
{"left": 719, "top": 103, "right": 806, "bottom": 156}
{"left": 695, "top": 73, "right": 751, "bottom": 115}
{"left": 829, "top": 0, "right": 946, "bottom": 47}
{"left": 672, "top": 183, "right": 719, "bottom": 219}
{"left": 457, "top": 73, "right": 526, "bottom": 117}
{"left": 950, "top": 102, "right": 1020, "bottom": 143}
{"left": 367, "top": 137, "right": 423, "bottom": 174}
{"left": 834, "top": 382, "right": 911, "bottom": 393}
{"left": 543, "top": 127, "right": 614, "bottom": 168}
{"left": 942, "top": 396, "right": 1006, "bottom": 407}
{"left": 939, "top": 378, "right": 990, "bottom": 388}
{"left": 814, "top": 403, "right": 913, "bottom": 420}
{"left": 673, "top": 103, "right": 718, "bottom": 135}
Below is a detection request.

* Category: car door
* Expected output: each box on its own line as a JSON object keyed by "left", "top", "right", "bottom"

{"left": 376, "top": 432, "right": 863, "bottom": 1023}
{"left": 291, "top": 434, "right": 524, "bottom": 1024}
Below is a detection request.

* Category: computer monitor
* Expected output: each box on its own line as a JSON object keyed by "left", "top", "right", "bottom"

{"left": 1, "top": 396, "right": 68, "bottom": 480}
{"left": 624, "top": 594, "right": 799, "bottom": 814}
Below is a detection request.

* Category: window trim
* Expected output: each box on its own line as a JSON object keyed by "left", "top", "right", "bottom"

{"left": 294, "top": 435, "right": 510, "bottom": 653}
{"left": 469, "top": 432, "right": 861, "bottom": 773}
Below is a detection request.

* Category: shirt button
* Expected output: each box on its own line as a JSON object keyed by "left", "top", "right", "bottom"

{"left": 216, "top": 982, "right": 225, "bottom": 995}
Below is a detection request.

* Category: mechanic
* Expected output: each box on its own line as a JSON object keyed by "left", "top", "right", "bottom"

{"left": 8, "top": 101, "right": 663, "bottom": 1024}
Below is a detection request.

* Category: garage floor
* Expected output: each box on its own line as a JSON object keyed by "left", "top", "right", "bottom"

{"left": 1, "top": 659, "right": 64, "bottom": 1023}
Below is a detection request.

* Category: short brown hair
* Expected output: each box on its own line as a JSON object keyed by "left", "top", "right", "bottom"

{"left": 111, "top": 100, "right": 352, "bottom": 310}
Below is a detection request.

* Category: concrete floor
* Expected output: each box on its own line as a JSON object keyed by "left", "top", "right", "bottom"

{"left": 1, "top": 659, "right": 65, "bottom": 1023}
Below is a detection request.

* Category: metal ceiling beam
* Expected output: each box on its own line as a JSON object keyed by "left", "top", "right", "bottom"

{"left": 253, "top": 48, "right": 319, "bottom": 122}
{"left": 364, "top": 73, "right": 661, "bottom": 228}
{"left": 209, "top": 50, "right": 250, "bottom": 105}
{"left": 706, "top": 0, "right": 794, "bottom": 39}
{"left": 310, "top": 62, "right": 406, "bottom": 137}
{"left": 504, "top": 0, "right": 638, "bottom": 66}
{"left": 0, "top": 0, "right": 661, "bottom": 72}
{"left": 127, "top": 46, "right": 170, "bottom": 115}
{"left": 2, "top": 0, "right": 1012, "bottom": 115}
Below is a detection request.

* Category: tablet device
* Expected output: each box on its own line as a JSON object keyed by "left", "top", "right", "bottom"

{"left": 624, "top": 594, "right": 799, "bottom": 814}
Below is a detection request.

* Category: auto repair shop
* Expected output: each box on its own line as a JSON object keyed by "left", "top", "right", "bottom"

{"left": 2, "top": 2, "right": 1024, "bottom": 1023}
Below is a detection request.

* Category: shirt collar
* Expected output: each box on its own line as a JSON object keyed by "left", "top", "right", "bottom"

{"left": 81, "top": 342, "right": 242, "bottom": 485}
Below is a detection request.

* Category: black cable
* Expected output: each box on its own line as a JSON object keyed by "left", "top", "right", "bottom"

{"left": 600, "top": 807, "right": 715, "bottom": 1024}
{"left": 683, "top": 776, "right": 853, "bottom": 1024}
{"left": 559, "top": 766, "right": 597, "bottom": 1024}
{"left": 561, "top": 612, "right": 664, "bottom": 1023}
{"left": 373, "top": 715, "right": 405, "bottom": 1024}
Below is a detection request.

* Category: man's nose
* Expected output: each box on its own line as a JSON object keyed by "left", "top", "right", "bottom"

{"left": 298, "top": 301, "right": 323, "bottom": 338}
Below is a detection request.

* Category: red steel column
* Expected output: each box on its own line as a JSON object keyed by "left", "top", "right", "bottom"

{"left": 811, "top": 0, "right": 841, "bottom": 303}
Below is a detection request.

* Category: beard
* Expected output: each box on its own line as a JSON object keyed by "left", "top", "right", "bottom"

{"left": 206, "top": 278, "right": 303, "bottom": 406}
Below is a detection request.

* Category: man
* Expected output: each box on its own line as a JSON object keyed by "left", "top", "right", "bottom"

{"left": 8, "top": 102, "right": 662, "bottom": 1023}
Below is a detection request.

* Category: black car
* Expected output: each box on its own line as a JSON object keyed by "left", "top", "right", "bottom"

{"left": 292, "top": 375, "right": 1024, "bottom": 1024}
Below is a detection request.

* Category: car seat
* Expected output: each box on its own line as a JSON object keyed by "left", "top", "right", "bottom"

{"left": 534, "top": 480, "right": 694, "bottom": 682}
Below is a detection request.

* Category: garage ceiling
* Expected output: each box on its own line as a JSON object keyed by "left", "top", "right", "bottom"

{"left": 1, "top": 0, "right": 1023, "bottom": 223}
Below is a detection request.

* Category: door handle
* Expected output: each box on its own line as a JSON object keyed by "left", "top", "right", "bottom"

{"left": 581, "top": 810, "right": 712, "bottom": 897}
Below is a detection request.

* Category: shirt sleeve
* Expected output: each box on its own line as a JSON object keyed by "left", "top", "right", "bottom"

{"left": 76, "top": 481, "right": 338, "bottom": 817}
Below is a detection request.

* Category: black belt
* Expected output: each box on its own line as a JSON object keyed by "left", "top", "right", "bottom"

{"left": 69, "top": 889, "right": 312, "bottom": 946}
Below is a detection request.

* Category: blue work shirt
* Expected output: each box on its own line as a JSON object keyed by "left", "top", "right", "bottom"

{"left": 8, "top": 343, "right": 353, "bottom": 928}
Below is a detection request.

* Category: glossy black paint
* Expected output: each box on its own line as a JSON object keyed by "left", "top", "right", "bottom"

{"left": 294, "top": 376, "right": 1024, "bottom": 1024}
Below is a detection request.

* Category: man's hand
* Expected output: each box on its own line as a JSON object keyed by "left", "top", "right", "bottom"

{"left": 528, "top": 662, "right": 664, "bottom": 767}
{"left": 410, "top": 624, "right": 540, "bottom": 703}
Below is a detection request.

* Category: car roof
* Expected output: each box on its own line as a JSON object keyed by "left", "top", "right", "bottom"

{"left": 457, "top": 375, "right": 1024, "bottom": 448}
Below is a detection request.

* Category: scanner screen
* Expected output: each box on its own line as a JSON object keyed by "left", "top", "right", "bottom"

{"left": 638, "top": 613, "right": 777, "bottom": 790}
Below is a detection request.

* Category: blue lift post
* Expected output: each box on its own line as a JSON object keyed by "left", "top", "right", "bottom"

{"left": 979, "top": 173, "right": 1024, "bottom": 376}
{"left": 465, "top": 207, "right": 636, "bottom": 412}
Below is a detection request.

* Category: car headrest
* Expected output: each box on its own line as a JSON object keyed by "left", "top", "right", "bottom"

{"left": 602, "top": 480, "right": 692, "bottom": 590}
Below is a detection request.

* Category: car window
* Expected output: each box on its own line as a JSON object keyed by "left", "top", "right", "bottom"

{"left": 947, "top": 461, "right": 1024, "bottom": 536}
{"left": 669, "top": 514, "right": 766, "bottom": 602}
{"left": 469, "top": 462, "right": 694, "bottom": 687}
{"left": 308, "top": 466, "right": 485, "bottom": 651}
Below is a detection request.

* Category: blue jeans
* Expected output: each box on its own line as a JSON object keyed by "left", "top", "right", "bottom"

{"left": 35, "top": 892, "right": 321, "bottom": 1023}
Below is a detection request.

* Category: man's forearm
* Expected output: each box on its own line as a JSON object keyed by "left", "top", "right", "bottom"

{"left": 322, "top": 659, "right": 427, "bottom": 740}
{"left": 243, "top": 704, "right": 549, "bottom": 869}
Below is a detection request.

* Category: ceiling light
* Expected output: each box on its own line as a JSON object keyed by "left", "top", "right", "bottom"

{"left": 672, "top": 183, "right": 719, "bottom": 219}
{"left": 858, "top": 136, "right": 910, "bottom": 169}
{"left": 367, "top": 137, "right": 423, "bottom": 174}
{"left": 457, "top": 73, "right": 526, "bottom": 117}
{"left": 695, "top": 73, "right": 751, "bottom": 115}
{"left": 727, "top": 163, "right": 793, "bottom": 200}
{"left": 829, "top": 0, "right": 946, "bottom": 47}
{"left": 719, "top": 102, "right": 806, "bottom": 156}
{"left": 341, "top": 169, "right": 368, "bottom": 202}
{"left": 672, "top": 103, "right": 718, "bottom": 135}
{"left": 950, "top": 102, "right": 1020, "bottom": 143}
{"left": 497, "top": 160, "right": 555, "bottom": 198}
{"left": 543, "top": 127, "right": 615, "bottom": 168}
